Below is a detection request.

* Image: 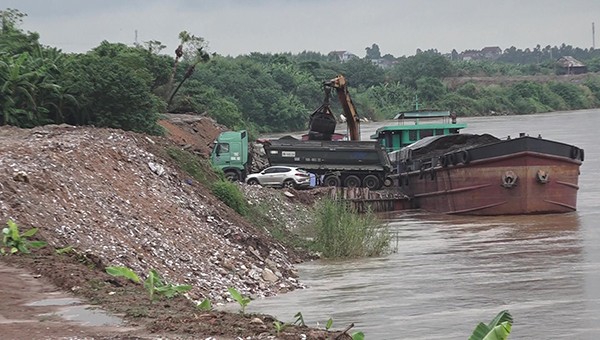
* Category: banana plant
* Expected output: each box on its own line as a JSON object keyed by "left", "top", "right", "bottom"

{"left": 469, "top": 310, "right": 513, "bottom": 340}
{"left": 1, "top": 219, "right": 46, "bottom": 255}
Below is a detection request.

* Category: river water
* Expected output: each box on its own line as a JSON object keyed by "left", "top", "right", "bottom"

{"left": 250, "top": 109, "right": 600, "bottom": 339}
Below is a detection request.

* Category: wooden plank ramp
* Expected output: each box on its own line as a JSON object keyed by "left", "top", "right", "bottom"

{"left": 328, "top": 187, "right": 412, "bottom": 213}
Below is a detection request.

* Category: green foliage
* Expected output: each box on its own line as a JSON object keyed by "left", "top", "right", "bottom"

{"left": 196, "top": 298, "right": 212, "bottom": 311}
{"left": 273, "top": 321, "right": 288, "bottom": 335}
{"left": 1, "top": 14, "right": 166, "bottom": 133}
{"left": 293, "top": 311, "right": 306, "bottom": 327}
{"left": 143, "top": 269, "right": 192, "bottom": 300}
{"left": 55, "top": 245, "right": 74, "bottom": 255}
{"left": 352, "top": 331, "right": 366, "bottom": 340}
{"left": 325, "top": 317, "right": 333, "bottom": 330}
{"left": 583, "top": 75, "right": 600, "bottom": 104}
{"left": 211, "top": 180, "right": 248, "bottom": 216}
{"left": 358, "top": 82, "right": 414, "bottom": 119}
{"left": 64, "top": 44, "right": 166, "bottom": 134}
{"left": 313, "top": 199, "right": 390, "bottom": 258}
{"left": 3, "top": 10, "right": 600, "bottom": 133}
{"left": 105, "top": 266, "right": 141, "bottom": 283}
{"left": 228, "top": 287, "right": 251, "bottom": 313}
{"left": 105, "top": 266, "right": 191, "bottom": 300}
{"left": 1, "top": 219, "right": 46, "bottom": 255}
{"left": 548, "top": 82, "right": 589, "bottom": 109}
{"left": 416, "top": 77, "right": 447, "bottom": 103}
{"left": 469, "top": 310, "right": 513, "bottom": 340}
{"left": 390, "top": 51, "right": 454, "bottom": 86}
{"left": 166, "top": 147, "right": 216, "bottom": 186}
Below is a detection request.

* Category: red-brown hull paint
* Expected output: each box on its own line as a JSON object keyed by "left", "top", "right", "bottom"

{"left": 400, "top": 151, "right": 581, "bottom": 215}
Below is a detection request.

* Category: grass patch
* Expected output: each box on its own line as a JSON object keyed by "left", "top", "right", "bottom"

{"left": 211, "top": 180, "right": 249, "bottom": 216}
{"left": 313, "top": 199, "right": 390, "bottom": 258}
{"left": 245, "top": 201, "right": 314, "bottom": 250}
{"left": 166, "top": 147, "right": 218, "bottom": 186}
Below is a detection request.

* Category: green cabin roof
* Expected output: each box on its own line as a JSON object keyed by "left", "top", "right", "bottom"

{"left": 393, "top": 110, "right": 452, "bottom": 119}
{"left": 370, "top": 111, "right": 467, "bottom": 152}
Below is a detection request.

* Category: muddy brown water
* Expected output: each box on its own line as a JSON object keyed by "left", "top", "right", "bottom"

{"left": 250, "top": 109, "right": 600, "bottom": 339}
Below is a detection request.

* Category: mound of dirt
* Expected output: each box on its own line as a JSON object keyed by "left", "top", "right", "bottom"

{"left": 0, "top": 123, "right": 342, "bottom": 339}
{"left": 158, "top": 113, "right": 226, "bottom": 156}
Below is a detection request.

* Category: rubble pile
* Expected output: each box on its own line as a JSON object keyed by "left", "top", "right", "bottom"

{"left": 0, "top": 125, "right": 307, "bottom": 303}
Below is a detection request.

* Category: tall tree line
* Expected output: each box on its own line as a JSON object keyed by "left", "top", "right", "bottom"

{"left": 2, "top": 8, "right": 600, "bottom": 136}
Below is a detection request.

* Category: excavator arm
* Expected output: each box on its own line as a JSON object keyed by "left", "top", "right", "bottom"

{"left": 307, "top": 75, "right": 361, "bottom": 141}
{"left": 325, "top": 75, "right": 361, "bottom": 141}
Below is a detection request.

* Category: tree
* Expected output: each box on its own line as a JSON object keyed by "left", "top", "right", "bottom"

{"left": 61, "top": 42, "right": 165, "bottom": 134}
{"left": 451, "top": 49, "right": 459, "bottom": 61}
{"left": 416, "top": 77, "right": 446, "bottom": 104}
{"left": 167, "top": 31, "right": 211, "bottom": 108}
{"left": 389, "top": 51, "right": 453, "bottom": 87}
{"left": 0, "top": 53, "right": 37, "bottom": 126}
{"left": 0, "top": 12, "right": 71, "bottom": 127}
{"left": 365, "top": 43, "right": 381, "bottom": 60}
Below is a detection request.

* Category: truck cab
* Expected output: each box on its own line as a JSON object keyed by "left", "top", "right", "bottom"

{"left": 210, "top": 130, "right": 250, "bottom": 182}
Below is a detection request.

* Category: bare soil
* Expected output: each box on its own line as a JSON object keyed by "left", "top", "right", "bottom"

{"left": 0, "top": 116, "right": 344, "bottom": 339}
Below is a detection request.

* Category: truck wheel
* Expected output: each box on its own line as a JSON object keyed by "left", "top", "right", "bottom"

{"left": 344, "top": 175, "right": 361, "bottom": 188}
{"left": 363, "top": 175, "right": 381, "bottom": 190}
{"left": 225, "top": 171, "right": 240, "bottom": 182}
{"left": 323, "top": 175, "right": 341, "bottom": 187}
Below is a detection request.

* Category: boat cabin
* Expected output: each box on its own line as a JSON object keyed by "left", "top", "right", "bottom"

{"left": 370, "top": 110, "right": 467, "bottom": 152}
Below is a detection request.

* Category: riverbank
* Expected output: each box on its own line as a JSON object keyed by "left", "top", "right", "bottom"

{"left": 0, "top": 122, "right": 348, "bottom": 339}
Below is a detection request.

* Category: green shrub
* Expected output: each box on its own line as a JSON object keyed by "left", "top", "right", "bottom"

{"left": 105, "top": 266, "right": 191, "bottom": 300}
{"left": 313, "top": 199, "right": 389, "bottom": 258}
{"left": 211, "top": 180, "right": 248, "bottom": 215}
{"left": 2, "top": 219, "right": 46, "bottom": 255}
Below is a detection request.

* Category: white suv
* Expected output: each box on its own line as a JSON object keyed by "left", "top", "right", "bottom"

{"left": 246, "top": 166, "right": 311, "bottom": 189}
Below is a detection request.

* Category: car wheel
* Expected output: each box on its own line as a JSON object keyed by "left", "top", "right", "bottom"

{"left": 247, "top": 179, "right": 259, "bottom": 185}
{"left": 283, "top": 179, "right": 295, "bottom": 189}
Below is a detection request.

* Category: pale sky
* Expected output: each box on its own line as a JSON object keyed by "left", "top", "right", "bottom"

{"left": 3, "top": 0, "right": 599, "bottom": 57}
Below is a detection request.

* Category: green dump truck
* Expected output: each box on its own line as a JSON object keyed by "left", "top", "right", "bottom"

{"left": 210, "top": 130, "right": 251, "bottom": 182}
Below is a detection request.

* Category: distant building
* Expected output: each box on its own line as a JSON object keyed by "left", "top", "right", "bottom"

{"left": 370, "top": 58, "right": 397, "bottom": 69}
{"left": 480, "top": 46, "right": 502, "bottom": 59}
{"left": 328, "top": 50, "right": 358, "bottom": 63}
{"left": 460, "top": 50, "right": 480, "bottom": 61}
{"left": 556, "top": 56, "right": 587, "bottom": 75}
{"left": 459, "top": 46, "right": 502, "bottom": 61}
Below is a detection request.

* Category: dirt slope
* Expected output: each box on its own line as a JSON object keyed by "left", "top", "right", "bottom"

{"left": 0, "top": 122, "right": 341, "bottom": 339}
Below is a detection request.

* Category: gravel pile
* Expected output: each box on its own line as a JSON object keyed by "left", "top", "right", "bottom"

{"left": 0, "top": 125, "right": 311, "bottom": 303}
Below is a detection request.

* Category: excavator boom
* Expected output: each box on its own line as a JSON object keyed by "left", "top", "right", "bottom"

{"left": 326, "top": 75, "right": 361, "bottom": 141}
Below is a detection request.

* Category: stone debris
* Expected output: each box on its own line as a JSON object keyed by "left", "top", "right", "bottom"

{"left": 0, "top": 125, "right": 315, "bottom": 304}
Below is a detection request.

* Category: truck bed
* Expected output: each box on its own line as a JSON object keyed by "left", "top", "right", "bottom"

{"left": 265, "top": 139, "right": 391, "bottom": 173}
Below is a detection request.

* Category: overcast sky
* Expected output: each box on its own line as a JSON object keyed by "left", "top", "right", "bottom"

{"left": 4, "top": 0, "right": 599, "bottom": 57}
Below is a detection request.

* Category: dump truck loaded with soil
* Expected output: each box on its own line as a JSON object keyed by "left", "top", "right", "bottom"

{"left": 210, "top": 75, "right": 394, "bottom": 189}
{"left": 210, "top": 131, "right": 393, "bottom": 189}
{"left": 264, "top": 137, "right": 392, "bottom": 189}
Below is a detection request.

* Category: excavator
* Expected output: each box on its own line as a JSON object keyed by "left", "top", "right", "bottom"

{"left": 307, "top": 75, "right": 361, "bottom": 141}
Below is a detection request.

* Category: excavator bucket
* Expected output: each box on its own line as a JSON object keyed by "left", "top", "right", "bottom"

{"left": 308, "top": 105, "right": 336, "bottom": 140}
